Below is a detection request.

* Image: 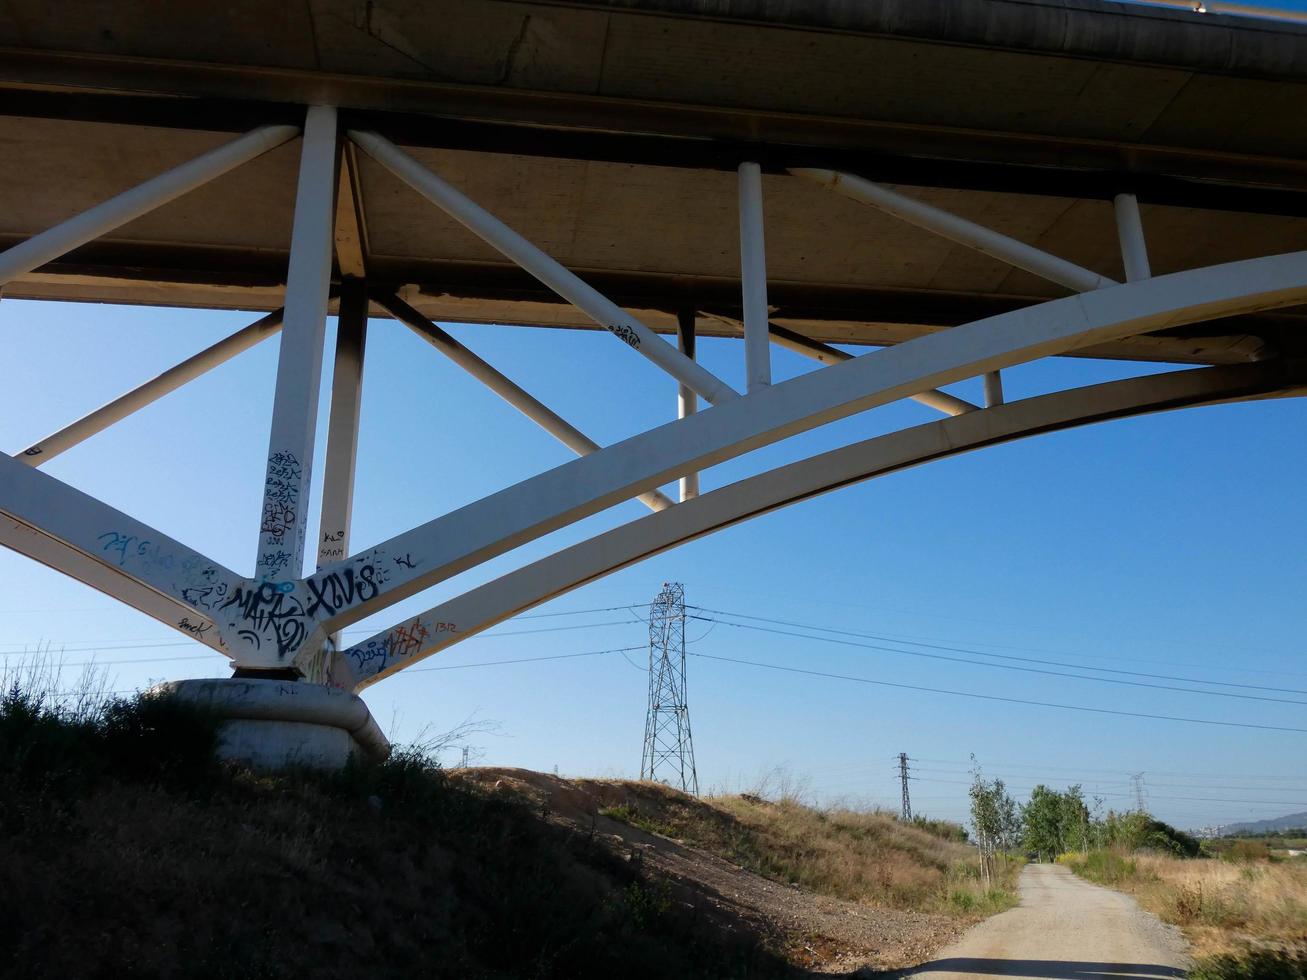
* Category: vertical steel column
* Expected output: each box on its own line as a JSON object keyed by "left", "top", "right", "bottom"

{"left": 983, "top": 371, "right": 1005, "bottom": 408}
{"left": 1114, "top": 193, "right": 1152, "bottom": 283}
{"left": 316, "top": 280, "right": 368, "bottom": 570}
{"left": 254, "top": 106, "right": 339, "bottom": 587}
{"left": 737, "top": 162, "right": 772, "bottom": 391}
{"left": 677, "top": 309, "right": 700, "bottom": 502}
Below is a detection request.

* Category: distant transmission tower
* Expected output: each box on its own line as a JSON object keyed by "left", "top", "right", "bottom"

{"left": 899, "top": 752, "right": 913, "bottom": 821}
{"left": 640, "top": 582, "right": 699, "bottom": 796}
{"left": 1130, "top": 772, "right": 1148, "bottom": 813}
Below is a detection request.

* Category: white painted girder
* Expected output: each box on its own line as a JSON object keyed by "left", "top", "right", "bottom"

{"left": 0, "top": 125, "right": 300, "bottom": 287}
{"left": 331, "top": 359, "right": 1304, "bottom": 690}
{"left": 19, "top": 308, "right": 285, "bottom": 465}
{"left": 348, "top": 129, "right": 740, "bottom": 407}
{"left": 0, "top": 452, "right": 242, "bottom": 654}
{"left": 791, "top": 168, "right": 1119, "bottom": 293}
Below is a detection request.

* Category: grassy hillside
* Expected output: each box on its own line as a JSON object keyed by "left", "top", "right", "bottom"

{"left": 0, "top": 683, "right": 1018, "bottom": 977}
{"left": 0, "top": 686, "right": 790, "bottom": 979}
{"left": 580, "top": 784, "right": 1017, "bottom": 916}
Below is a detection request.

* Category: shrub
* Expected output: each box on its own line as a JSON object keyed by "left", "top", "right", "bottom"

{"left": 1065, "top": 849, "right": 1138, "bottom": 886}
{"left": 1224, "top": 840, "right": 1271, "bottom": 864}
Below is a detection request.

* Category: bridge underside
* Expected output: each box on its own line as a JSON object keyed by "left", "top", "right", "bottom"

{"left": 7, "top": 0, "right": 1307, "bottom": 362}
{"left": 2, "top": 0, "right": 1306, "bottom": 692}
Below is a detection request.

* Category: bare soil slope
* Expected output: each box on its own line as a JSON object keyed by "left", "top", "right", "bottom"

{"left": 453, "top": 768, "right": 973, "bottom": 973}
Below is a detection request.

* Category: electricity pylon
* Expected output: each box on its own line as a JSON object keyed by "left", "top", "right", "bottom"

{"left": 899, "top": 752, "right": 913, "bottom": 821}
{"left": 640, "top": 582, "right": 699, "bottom": 796}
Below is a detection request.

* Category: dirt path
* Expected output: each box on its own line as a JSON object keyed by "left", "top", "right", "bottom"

{"left": 901, "top": 864, "right": 1190, "bottom": 979}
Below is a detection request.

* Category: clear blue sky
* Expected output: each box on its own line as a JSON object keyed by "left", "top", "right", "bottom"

{"left": 2, "top": 295, "right": 1304, "bottom": 833}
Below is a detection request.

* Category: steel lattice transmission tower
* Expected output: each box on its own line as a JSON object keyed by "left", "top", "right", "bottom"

{"left": 1130, "top": 772, "right": 1149, "bottom": 813}
{"left": 899, "top": 752, "right": 913, "bottom": 821}
{"left": 640, "top": 582, "right": 699, "bottom": 796}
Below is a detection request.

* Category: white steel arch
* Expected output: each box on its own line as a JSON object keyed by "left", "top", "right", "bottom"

{"left": 329, "top": 360, "right": 1306, "bottom": 691}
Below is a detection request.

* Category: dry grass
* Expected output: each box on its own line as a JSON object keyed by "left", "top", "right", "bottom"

{"left": 1063, "top": 849, "right": 1307, "bottom": 975}
{"left": 594, "top": 783, "right": 1021, "bottom": 918}
{"left": 1132, "top": 853, "right": 1307, "bottom": 956}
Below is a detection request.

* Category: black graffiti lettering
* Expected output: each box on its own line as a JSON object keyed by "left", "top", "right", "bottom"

{"left": 608, "top": 323, "right": 641, "bottom": 349}
{"left": 182, "top": 587, "right": 214, "bottom": 609}
{"left": 221, "top": 582, "right": 307, "bottom": 659}
{"left": 305, "top": 564, "right": 380, "bottom": 618}
{"left": 177, "top": 617, "right": 211, "bottom": 638}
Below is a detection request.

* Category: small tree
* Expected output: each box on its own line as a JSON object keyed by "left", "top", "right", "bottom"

{"left": 969, "top": 757, "right": 1015, "bottom": 887}
{"left": 1061, "top": 784, "right": 1090, "bottom": 853}
{"left": 1022, "top": 784, "right": 1065, "bottom": 861}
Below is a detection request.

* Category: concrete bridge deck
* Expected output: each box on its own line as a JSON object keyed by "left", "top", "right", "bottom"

{"left": 3, "top": 0, "right": 1307, "bottom": 363}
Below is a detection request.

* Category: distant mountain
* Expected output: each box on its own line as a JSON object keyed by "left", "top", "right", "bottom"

{"left": 1223, "top": 812, "right": 1307, "bottom": 836}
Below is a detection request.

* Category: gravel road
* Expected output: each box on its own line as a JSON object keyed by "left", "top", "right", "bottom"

{"left": 900, "top": 864, "right": 1191, "bottom": 979}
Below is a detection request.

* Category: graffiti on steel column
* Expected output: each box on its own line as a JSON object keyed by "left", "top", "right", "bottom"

{"left": 260, "top": 451, "right": 302, "bottom": 547}
{"left": 345, "top": 618, "right": 456, "bottom": 676}
{"left": 320, "top": 529, "right": 345, "bottom": 561}
{"left": 205, "top": 559, "right": 399, "bottom": 661}
{"left": 260, "top": 550, "right": 293, "bottom": 578}
{"left": 388, "top": 619, "right": 430, "bottom": 658}
{"left": 393, "top": 553, "right": 418, "bottom": 569}
{"left": 177, "top": 616, "right": 211, "bottom": 639}
{"left": 304, "top": 561, "right": 388, "bottom": 618}
{"left": 97, "top": 530, "right": 174, "bottom": 570}
{"left": 608, "top": 324, "right": 641, "bottom": 349}
{"left": 219, "top": 581, "right": 308, "bottom": 658}
{"left": 180, "top": 567, "right": 229, "bottom": 611}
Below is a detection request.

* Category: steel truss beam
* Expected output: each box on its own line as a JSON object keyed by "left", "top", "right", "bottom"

{"left": 766, "top": 323, "right": 977, "bottom": 417}
{"left": 19, "top": 308, "right": 286, "bottom": 465}
{"left": 792, "top": 169, "right": 1118, "bottom": 293}
{"left": 332, "top": 359, "right": 1303, "bottom": 690}
{"left": 0, "top": 123, "right": 298, "bottom": 287}
{"left": 349, "top": 129, "right": 738, "bottom": 406}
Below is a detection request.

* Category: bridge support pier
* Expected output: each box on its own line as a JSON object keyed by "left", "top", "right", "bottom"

{"left": 152, "top": 678, "right": 390, "bottom": 770}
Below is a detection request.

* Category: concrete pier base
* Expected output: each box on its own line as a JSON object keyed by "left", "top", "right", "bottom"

{"left": 150, "top": 678, "right": 390, "bottom": 770}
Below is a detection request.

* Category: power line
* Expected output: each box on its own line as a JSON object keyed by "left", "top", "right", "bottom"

{"left": 910, "top": 766, "right": 1307, "bottom": 794}
{"left": 690, "top": 606, "right": 1307, "bottom": 695}
{"left": 690, "top": 652, "right": 1307, "bottom": 734}
{"left": 690, "top": 614, "right": 1307, "bottom": 705}
{"left": 406, "top": 646, "right": 645, "bottom": 673}
{"left": 910, "top": 756, "right": 1307, "bottom": 784}
{"left": 687, "top": 591, "right": 1307, "bottom": 679}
